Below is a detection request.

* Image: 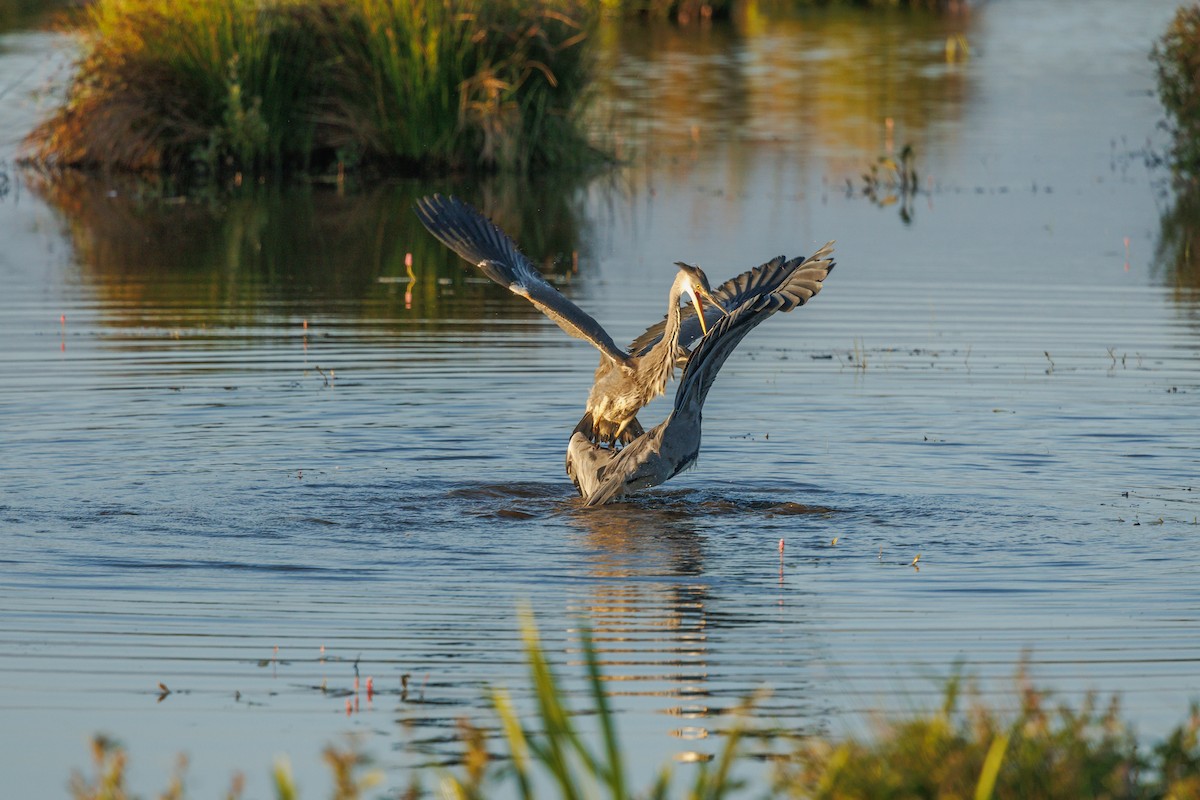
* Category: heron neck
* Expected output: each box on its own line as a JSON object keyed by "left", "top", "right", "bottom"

{"left": 642, "top": 274, "right": 687, "bottom": 375}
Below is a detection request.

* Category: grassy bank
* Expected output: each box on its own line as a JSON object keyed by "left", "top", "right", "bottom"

{"left": 70, "top": 617, "right": 1200, "bottom": 799}
{"left": 25, "top": 0, "right": 598, "bottom": 179}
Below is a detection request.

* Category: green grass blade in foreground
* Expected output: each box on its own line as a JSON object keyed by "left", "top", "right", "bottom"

{"left": 580, "top": 625, "right": 627, "bottom": 799}
{"left": 519, "top": 610, "right": 588, "bottom": 800}
{"left": 493, "top": 688, "right": 535, "bottom": 800}
{"left": 973, "top": 731, "right": 1010, "bottom": 800}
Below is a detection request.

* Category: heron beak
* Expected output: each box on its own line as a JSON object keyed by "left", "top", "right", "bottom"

{"left": 686, "top": 285, "right": 709, "bottom": 336}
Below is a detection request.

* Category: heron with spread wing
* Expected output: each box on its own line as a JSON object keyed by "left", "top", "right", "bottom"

{"left": 415, "top": 194, "right": 718, "bottom": 446}
{"left": 628, "top": 250, "right": 837, "bottom": 363}
{"left": 567, "top": 242, "right": 835, "bottom": 506}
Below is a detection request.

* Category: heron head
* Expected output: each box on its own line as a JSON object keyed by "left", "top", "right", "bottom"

{"left": 674, "top": 262, "right": 721, "bottom": 336}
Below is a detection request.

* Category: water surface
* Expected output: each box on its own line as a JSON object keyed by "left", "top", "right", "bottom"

{"left": 2, "top": 1, "right": 1199, "bottom": 796}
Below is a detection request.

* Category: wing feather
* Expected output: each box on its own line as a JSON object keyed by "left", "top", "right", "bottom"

{"left": 415, "top": 194, "right": 633, "bottom": 367}
{"left": 629, "top": 242, "right": 835, "bottom": 355}
{"left": 675, "top": 249, "right": 835, "bottom": 413}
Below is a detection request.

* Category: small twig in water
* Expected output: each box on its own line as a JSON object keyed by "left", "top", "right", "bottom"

{"left": 849, "top": 338, "right": 867, "bottom": 370}
{"left": 1044, "top": 351, "right": 1055, "bottom": 374}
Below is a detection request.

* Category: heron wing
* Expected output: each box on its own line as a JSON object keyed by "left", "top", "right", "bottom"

{"left": 629, "top": 243, "right": 836, "bottom": 355}
{"left": 576, "top": 244, "right": 835, "bottom": 506}
{"left": 415, "top": 194, "right": 633, "bottom": 368}
{"left": 675, "top": 246, "right": 835, "bottom": 414}
{"left": 581, "top": 431, "right": 664, "bottom": 507}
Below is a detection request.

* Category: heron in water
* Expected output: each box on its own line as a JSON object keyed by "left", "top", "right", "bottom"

{"left": 628, "top": 250, "right": 836, "bottom": 361}
{"left": 414, "top": 194, "right": 718, "bottom": 446}
{"left": 567, "top": 242, "right": 835, "bottom": 506}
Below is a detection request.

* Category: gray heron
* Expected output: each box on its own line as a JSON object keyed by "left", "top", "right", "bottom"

{"left": 629, "top": 250, "right": 838, "bottom": 361}
{"left": 567, "top": 242, "right": 835, "bottom": 506}
{"left": 414, "top": 194, "right": 717, "bottom": 446}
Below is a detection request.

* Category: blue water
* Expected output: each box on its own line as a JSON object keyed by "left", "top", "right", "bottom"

{"left": 2, "top": 1, "right": 1198, "bottom": 796}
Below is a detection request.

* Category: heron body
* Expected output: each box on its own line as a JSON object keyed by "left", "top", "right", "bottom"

{"left": 580, "top": 262, "right": 710, "bottom": 444}
{"left": 567, "top": 243, "right": 835, "bottom": 506}
{"left": 414, "top": 194, "right": 714, "bottom": 446}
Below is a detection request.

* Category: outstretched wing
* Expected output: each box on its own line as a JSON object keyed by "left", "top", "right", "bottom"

{"left": 629, "top": 243, "right": 836, "bottom": 356}
{"left": 415, "top": 194, "right": 633, "bottom": 368}
{"left": 572, "top": 243, "right": 836, "bottom": 507}
{"left": 675, "top": 244, "right": 835, "bottom": 414}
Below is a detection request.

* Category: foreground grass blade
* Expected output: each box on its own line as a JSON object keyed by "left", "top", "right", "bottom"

{"left": 580, "top": 625, "right": 627, "bottom": 799}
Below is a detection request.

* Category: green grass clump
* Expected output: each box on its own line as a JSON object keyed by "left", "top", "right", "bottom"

{"left": 1154, "top": 3, "right": 1200, "bottom": 183}
{"left": 779, "top": 674, "right": 1200, "bottom": 799}
{"left": 26, "top": 0, "right": 598, "bottom": 178}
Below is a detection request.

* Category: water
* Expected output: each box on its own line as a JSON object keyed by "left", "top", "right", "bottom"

{"left": 2, "top": 1, "right": 1199, "bottom": 796}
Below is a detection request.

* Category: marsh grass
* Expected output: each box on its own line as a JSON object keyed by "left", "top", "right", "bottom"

{"left": 1154, "top": 4, "right": 1200, "bottom": 183}
{"left": 68, "top": 623, "right": 1200, "bottom": 800}
{"left": 25, "top": 0, "right": 599, "bottom": 179}
{"left": 779, "top": 673, "right": 1200, "bottom": 799}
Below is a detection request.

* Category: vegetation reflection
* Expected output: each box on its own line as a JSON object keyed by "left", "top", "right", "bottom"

{"left": 594, "top": 7, "right": 972, "bottom": 169}
{"left": 1152, "top": 3, "right": 1200, "bottom": 296}
{"left": 590, "top": 6, "right": 970, "bottom": 226}
{"left": 28, "top": 172, "right": 592, "bottom": 331}
{"left": 1154, "top": 183, "right": 1200, "bottom": 296}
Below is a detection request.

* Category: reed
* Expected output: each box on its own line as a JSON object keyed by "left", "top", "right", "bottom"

{"left": 331, "top": 0, "right": 599, "bottom": 174}
{"left": 25, "top": 0, "right": 598, "bottom": 178}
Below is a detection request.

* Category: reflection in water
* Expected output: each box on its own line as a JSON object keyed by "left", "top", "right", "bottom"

{"left": 5, "top": 3, "right": 1198, "bottom": 795}
{"left": 564, "top": 496, "right": 832, "bottom": 762}
{"left": 859, "top": 142, "right": 921, "bottom": 224}
{"left": 0, "top": 0, "right": 71, "bottom": 34}
{"left": 26, "top": 6, "right": 979, "bottom": 327}
{"left": 566, "top": 502, "right": 720, "bottom": 762}
{"left": 27, "top": 171, "right": 592, "bottom": 330}
{"left": 1155, "top": 181, "right": 1200, "bottom": 296}
{"left": 596, "top": 8, "right": 972, "bottom": 176}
